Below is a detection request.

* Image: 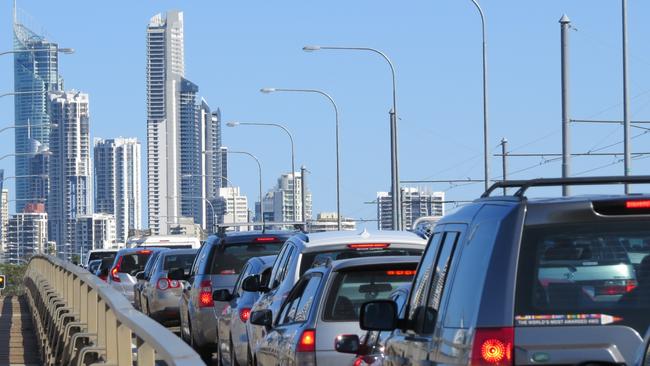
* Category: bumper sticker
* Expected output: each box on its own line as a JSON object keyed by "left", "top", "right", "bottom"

{"left": 515, "top": 314, "right": 623, "bottom": 326}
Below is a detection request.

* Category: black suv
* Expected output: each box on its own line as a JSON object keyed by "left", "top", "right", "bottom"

{"left": 361, "top": 176, "right": 650, "bottom": 366}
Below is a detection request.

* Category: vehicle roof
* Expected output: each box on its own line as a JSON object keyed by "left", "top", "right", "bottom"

{"left": 88, "top": 249, "right": 118, "bottom": 253}
{"left": 210, "top": 230, "right": 296, "bottom": 244}
{"left": 297, "top": 229, "right": 427, "bottom": 249}
{"left": 116, "top": 247, "right": 160, "bottom": 255}
{"left": 329, "top": 255, "right": 422, "bottom": 272}
{"left": 476, "top": 193, "right": 650, "bottom": 205}
{"left": 159, "top": 248, "right": 198, "bottom": 256}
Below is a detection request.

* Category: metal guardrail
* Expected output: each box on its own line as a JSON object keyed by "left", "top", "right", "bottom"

{"left": 23, "top": 254, "right": 205, "bottom": 366}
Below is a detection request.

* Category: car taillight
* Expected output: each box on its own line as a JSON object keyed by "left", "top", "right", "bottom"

{"left": 348, "top": 243, "right": 390, "bottom": 249}
{"left": 220, "top": 269, "right": 236, "bottom": 274}
{"left": 626, "top": 200, "right": 650, "bottom": 208}
{"left": 596, "top": 279, "right": 637, "bottom": 296}
{"left": 198, "top": 280, "right": 214, "bottom": 308}
{"left": 353, "top": 356, "right": 364, "bottom": 366}
{"left": 626, "top": 279, "right": 637, "bottom": 292}
{"left": 156, "top": 278, "right": 180, "bottom": 290}
{"left": 471, "top": 327, "right": 513, "bottom": 366}
{"left": 297, "top": 329, "right": 316, "bottom": 352}
{"left": 239, "top": 308, "right": 251, "bottom": 322}
{"left": 254, "top": 237, "right": 278, "bottom": 243}
{"left": 110, "top": 257, "right": 122, "bottom": 282}
{"left": 386, "top": 270, "right": 416, "bottom": 276}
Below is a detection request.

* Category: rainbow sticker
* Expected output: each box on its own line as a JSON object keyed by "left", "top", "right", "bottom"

{"left": 515, "top": 314, "right": 623, "bottom": 326}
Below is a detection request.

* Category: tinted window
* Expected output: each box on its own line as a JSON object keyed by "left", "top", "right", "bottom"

{"left": 143, "top": 252, "right": 161, "bottom": 277}
{"left": 235, "top": 264, "right": 252, "bottom": 296}
{"left": 118, "top": 252, "right": 152, "bottom": 275}
{"left": 444, "top": 207, "right": 502, "bottom": 327}
{"left": 163, "top": 253, "right": 196, "bottom": 270}
{"left": 89, "top": 251, "right": 115, "bottom": 263}
{"left": 408, "top": 233, "right": 442, "bottom": 320}
{"left": 277, "top": 274, "right": 321, "bottom": 325}
{"left": 426, "top": 232, "right": 459, "bottom": 311}
{"left": 516, "top": 221, "right": 650, "bottom": 333}
{"left": 274, "top": 247, "right": 294, "bottom": 286}
{"left": 300, "top": 248, "right": 423, "bottom": 275}
{"left": 323, "top": 269, "right": 415, "bottom": 321}
{"left": 209, "top": 242, "right": 283, "bottom": 275}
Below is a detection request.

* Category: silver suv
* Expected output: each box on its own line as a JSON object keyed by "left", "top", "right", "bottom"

{"left": 107, "top": 248, "right": 155, "bottom": 303}
{"left": 178, "top": 230, "right": 294, "bottom": 361}
{"left": 244, "top": 229, "right": 427, "bottom": 363}
{"left": 360, "top": 176, "right": 650, "bottom": 366}
{"left": 250, "top": 256, "right": 419, "bottom": 366}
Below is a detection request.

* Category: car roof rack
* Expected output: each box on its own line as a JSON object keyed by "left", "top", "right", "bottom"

{"left": 215, "top": 221, "right": 307, "bottom": 235}
{"left": 481, "top": 175, "right": 650, "bottom": 199}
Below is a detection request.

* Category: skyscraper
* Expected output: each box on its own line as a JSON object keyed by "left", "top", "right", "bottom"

{"left": 146, "top": 11, "right": 184, "bottom": 235}
{"left": 13, "top": 3, "right": 61, "bottom": 212}
{"left": 48, "top": 90, "right": 91, "bottom": 258}
{"left": 94, "top": 138, "right": 142, "bottom": 243}
{"left": 377, "top": 188, "right": 444, "bottom": 230}
{"left": 6, "top": 203, "right": 48, "bottom": 264}
{"left": 215, "top": 186, "right": 249, "bottom": 230}
{"left": 1, "top": 189, "right": 8, "bottom": 250}
{"left": 75, "top": 213, "right": 117, "bottom": 263}
{"left": 257, "top": 172, "right": 312, "bottom": 225}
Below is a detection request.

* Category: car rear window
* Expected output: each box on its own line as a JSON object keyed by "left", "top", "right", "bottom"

{"left": 323, "top": 268, "right": 415, "bottom": 322}
{"left": 163, "top": 254, "right": 196, "bottom": 270}
{"left": 89, "top": 252, "right": 115, "bottom": 263}
{"left": 209, "top": 242, "right": 284, "bottom": 275}
{"left": 515, "top": 221, "right": 650, "bottom": 333}
{"left": 300, "top": 247, "right": 423, "bottom": 275}
{"left": 117, "top": 252, "right": 152, "bottom": 275}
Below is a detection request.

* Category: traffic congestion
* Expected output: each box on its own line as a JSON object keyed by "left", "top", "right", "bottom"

{"left": 84, "top": 177, "right": 650, "bottom": 365}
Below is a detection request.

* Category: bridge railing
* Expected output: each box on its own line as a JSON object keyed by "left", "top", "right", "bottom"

{"left": 23, "top": 254, "right": 205, "bottom": 366}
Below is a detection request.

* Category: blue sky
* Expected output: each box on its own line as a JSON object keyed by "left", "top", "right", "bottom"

{"left": 2, "top": 1, "right": 650, "bottom": 225}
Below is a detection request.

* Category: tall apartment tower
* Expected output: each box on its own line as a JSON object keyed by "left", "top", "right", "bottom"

{"left": 75, "top": 213, "right": 117, "bottom": 262}
{"left": 48, "top": 91, "right": 91, "bottom": 259}
{"left": 1, "top": 189, "right": 8, "bottom": 250}
{"left": 13, "top": 3, "right": 61, "bottom": 212}
{"left": 258, "top": 172, "right": 312, "bottom": 224}
{"left": 94, "top": 138, "right": 142, "bottom": 243}
{"left": 6, "top": 203, "right": 48, "bottom": 264}
{"left": 146, "top": 11, "right": 185, "bottom": 235}
{"left": 377, "top": 188, "right": 445, "bottom": 230}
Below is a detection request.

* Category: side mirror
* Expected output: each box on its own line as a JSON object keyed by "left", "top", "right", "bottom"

{"left": 334, "top": 334, "right": 360, "bottom": 354}
{"left": 213, "top": 289, "right": 233, "bottom": 302}
{"left": 242, "top": 275, "right": 261, "bottom": 292}
{"left": 168, "top": 268, "right": 186, "bottom": 281}
{"left": 249, "top": 309, "right": 272, "bottom": 327}
{"left": 135, "top": 271, "right": 145, "bottom": 281}
{"left": 360, "top": 300, "right": 398, "bottom": 331}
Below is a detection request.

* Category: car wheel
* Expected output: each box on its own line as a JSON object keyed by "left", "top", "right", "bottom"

{"left": 230, "top": 338, "right": 240, "bottom": 366}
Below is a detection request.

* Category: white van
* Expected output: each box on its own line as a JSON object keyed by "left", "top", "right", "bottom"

{"left": 129, "top": 235, "right": 201, "bottom": 249}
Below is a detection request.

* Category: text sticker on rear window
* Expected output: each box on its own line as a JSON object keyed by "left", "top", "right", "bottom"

{"left": 515, "top": 314, "right": 623, "bottom": 327}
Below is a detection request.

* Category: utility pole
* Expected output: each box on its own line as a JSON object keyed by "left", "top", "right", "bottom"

{"left": 622, "top": 0, "right": 631, "bottom": 194}
{"left": 501, "top": 138, "right": 508, "bottom": 196}
{"left": 560, "top": 14, "right": 571, "bottom": 196}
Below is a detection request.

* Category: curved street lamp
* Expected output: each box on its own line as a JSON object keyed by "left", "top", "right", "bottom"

{"left": 227, "top": 121, "right": 297, "bottom": 223}
{"left": 303, "top": 45, "right": 402, "bottom": 230}
{"left": 260, "top": 87, "right": 341, "bottom": 229}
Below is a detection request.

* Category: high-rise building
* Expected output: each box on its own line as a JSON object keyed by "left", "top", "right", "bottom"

{"left": 75, "top": 214, "right": 117, "bottom": 263}
{"left": 6, "top": 203, "right": 48, "bottom": 264}
{"left": 307, "top": 212, "right": 357, "bottom": 232}
{"left": 146, "top": 11, "right": 185, "bottom": 235}
{"left": 94, "top": 138, "right": 142, "bottom": 243}
{"left": 1, "top": 189, "right": 8, "bottom": 250}
{"left": 377, "top": 188, "right": 444, "bottom": 230}
{"left": 257, "top": 172, "right": 312, "bottom": 224}
{"left": 215, "top": 186, "right": 249, "bottom": 230}
{"left": 220, "top": 145, "right": 228, "bottom": 188}
{"left": 13, "top": 3, "right": 61, "bottom": 212}
{"left": 48, "top": 90, "right": 91, "bottom": 258}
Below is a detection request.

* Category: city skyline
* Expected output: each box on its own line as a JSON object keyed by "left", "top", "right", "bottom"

{"left": 3, "top": 1, "right": 650, "bottom": 226}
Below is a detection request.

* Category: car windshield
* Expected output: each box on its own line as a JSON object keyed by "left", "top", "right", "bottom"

{"left": 300, "top": 248, "right": 423, "bottom": 275}
{"left": 210, "top": 242, "right": 284, "bottom": 275}
{"left": 515, "top": 221, "right": 650, "bottom": 333}
{"left": 163, "top": 253, "right": 196, "bottom": 270}
{"left": 118, "top": 252, "right": 152, "bottom": 275}
{"left": 323, "top": 269, "right": 415, "bottom": 322}
{"left": 89, "top": 251, "right": 115, "bottom": 263}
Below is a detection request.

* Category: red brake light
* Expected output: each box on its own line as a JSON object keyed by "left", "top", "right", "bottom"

{"left": 353, "top": 357, "right": 364, "bottom": 366}
{"left": 348, "top": 243, "right": 390, "bottom": 249}
{"left": 220, "top": 269, "right": 236, "bottom": 275}
{"left": 239, "top": 308, "right": 251, "bottom": 322}
{"left": 626, "top": 279, "right": 637, "bottom": 292}
{"left": 386, "top": 270, "right": 416, "bottom": 276}
{"left": 110, "top": 257, "right": 122, "bottom": 282}
{"left": 471, "top": 327, "right": 513, "bottom": 366}
{"left": 198, "top": 280, "right": 214, "bottom": 308}
{"left": 138, "top": 250, "right": 152, "bottom": 254}
{"left": 297, "top": 329, "right": 316, "bottom": 352}
{"left": 626, "top": 200, "right": 650, "bottom": 209}
{"left": 254, "top": 237, "right": 278, "bottom": 243}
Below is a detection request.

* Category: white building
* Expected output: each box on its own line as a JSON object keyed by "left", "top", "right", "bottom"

{"left": 307, "top": 212, "right": 356, "bottom": 232}
{"left": 215, "top": 186, "right": 249, "bottom": 231}
{"left": 257, "top": 172, "right": 312, "bottom": 224}
{"left": 75, "top": 214, "right": 117, "bottom": 260}
{"left": 6, "top": 204, "right": 48, "bottom": 264}
{"left": 1, "top": 189, "right": 8, "bottom": 250}
{"left": 48, "top": 90, "right": 92, "bottom": 258}
{"left": 94, "top": 137, "right": 142, "bottom": 243}
{"left": 377, "top": 188, "right": 445, "bottom": 230}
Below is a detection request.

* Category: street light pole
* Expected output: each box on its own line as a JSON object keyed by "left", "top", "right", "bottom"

{"left": 469, "top": 0, "right": 491, "bottom": 192}
{"left": 260, "top": 87, "right": 341, "bottom": 230}
{"left": 622, "top": 0, "right": 631, "bottom": 194}
{"left": 303, "top": 45, "right": 401, "bottom": 230}
{"left": 227, "top": 122, "right": 296, "bottom": 223}
{"left": 228, "top": 151, "right": 264, "bottom": 228}
{"left": 182, "top": 173, "right": 238, "bottom": 229}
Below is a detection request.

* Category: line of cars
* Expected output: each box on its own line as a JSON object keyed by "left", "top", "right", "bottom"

{"left": 83, "top": 176, "right": 650, "bottom": 366}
